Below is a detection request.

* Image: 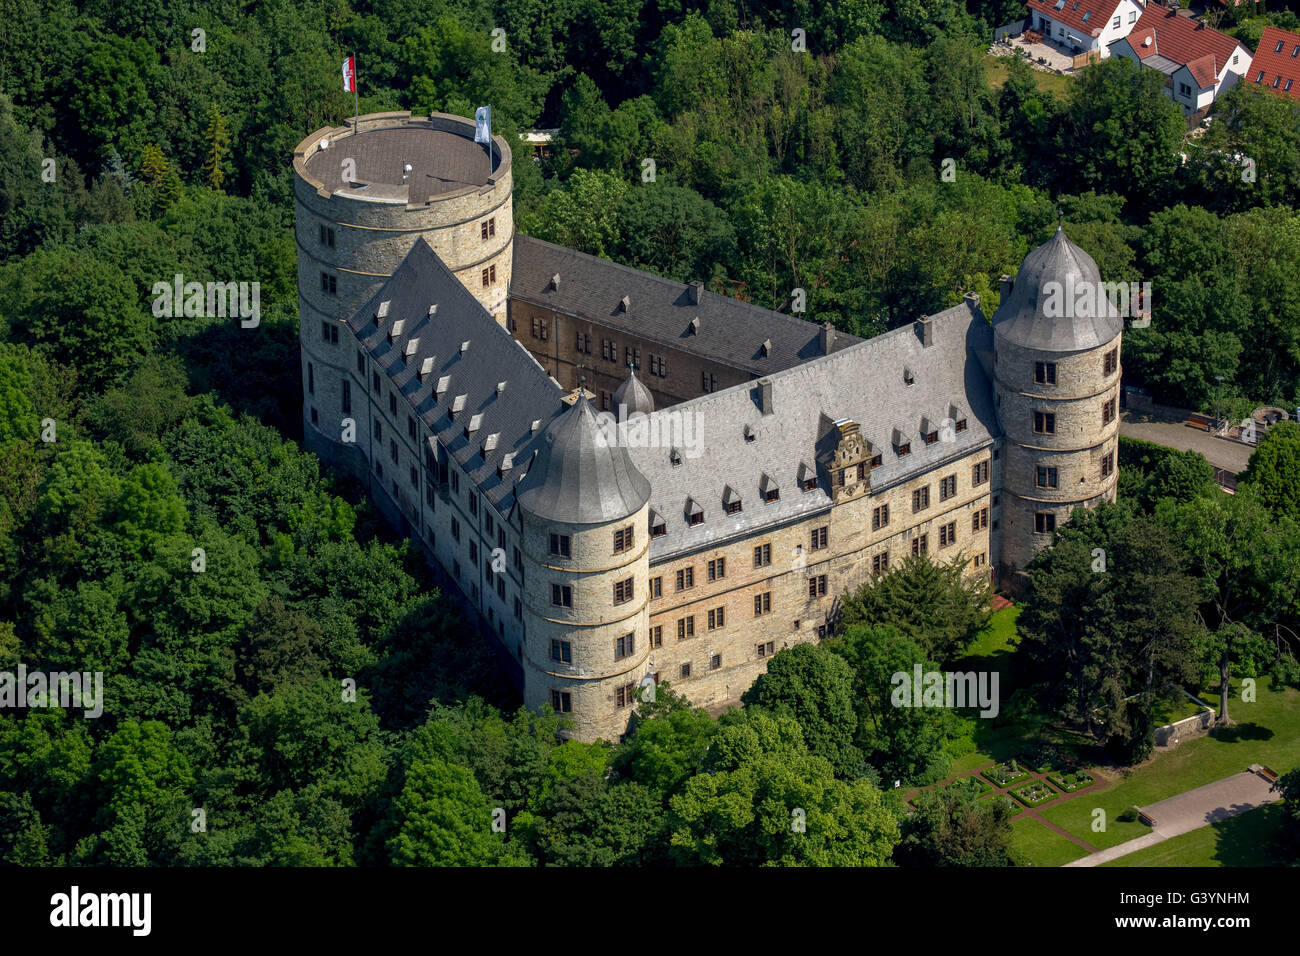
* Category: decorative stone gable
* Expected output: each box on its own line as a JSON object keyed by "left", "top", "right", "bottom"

{"left": 825, "top": 419, "right": 871, "bottom": 504}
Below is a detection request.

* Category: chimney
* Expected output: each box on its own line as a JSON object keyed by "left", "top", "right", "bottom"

{"left": 819, "top": 321, "right": 836, "bottom": 355}
{"left": 916, "top": 314, "right": 934, "bottom": 348}
{"left": 963, "top": 291, "right": 981, "bottom": 310}
{"left": 756, "top": 378, "right": 774, "bottom": 416}
{"left": 619, "top": 295, "right": 631, "bottom": 313}
{"left": 688, "top": 280, "right": 704, "bottom": 305}
{"left": 999, "top": 274, "right": 1014, "bottom": 300}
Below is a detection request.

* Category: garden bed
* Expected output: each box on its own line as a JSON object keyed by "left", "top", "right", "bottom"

{"left": 946, "top": 775, "right": 993, "bottom": 797}
{"left": 1048, "top": 770, "right": 1094, "bottom": 793}
{"left": 1011, "top": 781, "right": 1060, "bottom": 807}
{"left": 982, "top": 759, "right": 1032, "bottom": 788}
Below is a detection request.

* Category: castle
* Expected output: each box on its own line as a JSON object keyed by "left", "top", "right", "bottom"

{"left": 293, "top": 111, "right": 1122, "bottom": 742}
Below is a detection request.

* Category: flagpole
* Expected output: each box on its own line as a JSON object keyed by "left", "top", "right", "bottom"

{"left": 353, "top": 52, "right": 360, "bottom": 134}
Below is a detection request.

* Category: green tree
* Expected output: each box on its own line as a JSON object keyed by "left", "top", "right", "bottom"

{"left": 1239, "top": 420, "right": 1300, "bottom": 523}
{"left": 897, "top": 782, "right": 1022, "bottom": 866}
{"left": 201, "top": 105, "right": 231, "bottom": 192}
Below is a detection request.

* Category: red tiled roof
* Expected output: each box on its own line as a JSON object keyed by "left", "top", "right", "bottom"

{"left": 1247, "top": 26, "right": 1300, "bottom": 101}
{"left": 1123, "top": 8, "right": 1244, "bottom": 81}
{"left": 1027, "top": 0, "right": 1125, "bottom": 38}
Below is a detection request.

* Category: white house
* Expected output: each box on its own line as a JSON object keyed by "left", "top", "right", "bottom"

{"left": 1108, "top": 7, "right": 1250, "bottom": 113}
{"left": 1026, "top": 0, "right": 1146, "bottom": 59}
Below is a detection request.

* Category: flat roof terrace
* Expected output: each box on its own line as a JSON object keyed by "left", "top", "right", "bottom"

{"left": 296, "top": 112, "right": 504, "bottom": 206}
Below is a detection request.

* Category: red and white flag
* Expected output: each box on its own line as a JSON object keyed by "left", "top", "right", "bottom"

{"left": 342, "top": 56, "right": 356, "bottom": 93}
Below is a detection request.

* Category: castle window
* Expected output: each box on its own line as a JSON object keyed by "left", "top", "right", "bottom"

{"left": 869, "top": 454, "right": 883, "bottom": 470}
{"left": 1034, "top": 361, "right": 1057, "bottom": 385}
{"left": 1036, "top": 466, "right": 1058, "bottom": 489}
{"left": 470, "top": 541, "right": 478, "bottom": 564}
{"left": 409, "top": 466, "right": 418, "bottom": 489}
{"left": 810, "top": 527, "right": 828, "bottom": 551}
{"left": 972, "top": 460, "right": 989, "bottom": 485}
{"left": 374, "top": 418, "right": 383, "bottom": 440}
{"left": 873, "top": 504, "right": 889, "bottom": 530}
{"left": 940, "top": 474, "right": 957, "bottom": 501}
{"left": 973, "top": 507, "right": 989, "bottom": 532}
{"left": 616, "top": 683, "right": 636, "bottom": 708}
{"left": 974, "top": 553, "right": 986, "bottom": 568}
{"left": 650, "top": 625, "right": 662, "bottom": 648}
{"left": 451, "top": 471, "right": 459, "bottom": 494}
{"left": 550, "top": 690, "right": 571, "bottom": 713}
{"left": 955, "top": 419, "right": 967, "bottom": 433}
{"left": 939, "top": 521, "right": 957, "bottom": 548}
{"left": 551, "top": 584, "right": 573, "bottom": 607}
{"left": 613, "top": 577, "right": 634, "bottom": 605}
{"left": 707, "top": 557, "right": 726, "bottom": 581}
{"left": 373, "top": 371, "right": 381, "bottom": 393}
{"left": 764, "top": 487, "right": 780, "bottom": 503}
{"left": 726, "top": 499, "right": 742, "bottom": 515}
{"left": 809, "top": 575, "right": 827, "bottom": 598}
{"left": 757, "top": 641, "right": 775, "bottom": 658}
{"left": 688, "top": 503, "right": 704, "bottom": 526}
{"left": 310, "top": 407, "right": 318, "bottom": 425}
{"left": 389, "top": 392, "right": 398, "bottom": 416}
{"left": 615, "top": 633, "right": 635, "bottom": 660}
{"left": 1035, "top": 512, "right": 1056, "bottom": 534}
{"left": 677, "top": 616, "right": 695, "bottom": 640}
{"left": 426, "top": 484, "right": 436, "bottom": 508}
{"left": 342, "top": 380, "right": 351, "bottom": 414}
{"left": 676, "top": 567, "right": 694, "bottom": 591}
{"left": 754, "top": 543, "right": 771, "bottom": 567}
{"left": 924, "top": 430, "right": 939, "bottom": 445}
{"left": 912, "top": 487, "right": 930, "bottom": 512}
{"left": 481, "top": 218, "right": 496, "bottom": 240}
{"left": 1103, "top": 348, "right": 1118, "bottom": 376}
{"left": 651, "top": 516, "right": 667, "bottom": 538}
{"left": 626, "top": 347, "right": 641, "bottom": 369}
{"left": 549, "top": 534, "right": 571, "bottom": 558}
{"left": 600, "top": 391, "right": 610, "bottom": 412}
{"left": 531, "top": 317, "right": 547, "bottom": 340}
{"left": 707, "top": 606, "right": 725, "bottom": 630}
{"left": 613, "top": 525, "right": 634, "bottom": 554}
{"left": 1102, "top": 398, "right": 1116, "bottom": 426}
{"left": 802, "top": 475, "right": 818, "bottom": 491}
{"left": 1033, "top": 411, "right": 1056, "bottom": 434}
{"left": 649, "top": 354, "right": 665, "bottom": 377}
{"left": 451, "top": 518, "right": 460, "bottom": 542}
{"left": 390, "top": 440, "right": 398, "bottom": 464}
{"left": 408, "top": 415, "right": 416, "bottom": 441}
{"left": 576, "top": 330, "right": 591, "bottom": 354}
{"left": 307, "top": 362, "right": 314, "bottom": 394}
{"left": 671, "top": 450, "right": 682, "bottom": 467}
{"left": 680, "top": 662, "right": 692, "bottom": 678}
{"left": 376, "top": 462, "right": 383, "bottom": 480}
{"left": 602, "top": 339, "right": 616, "bottom": 362}
{"left": 321, "top": 321, "right": 329, "bottom": 342}
{"left": 551, "top": 639, "right": 571, "bottom": 663}
{"left": 320, "top": 272, "right": 336, "bottom": 295}
{"left": 701, "top": 372, "right": 717, "bottom": 393}
{"left": 904, "top": 369, "right": 914, "bottom": 386}
{"left": 497, "top": 576, "right": 505, "bottom": 600}
{"left": 650, "top": 576, "right": 662, "bottom": 598}
{"left": 481, "top": 265, "right": 496, "bottom": 287}
{"left": 872, "top": 551, "right": 889, "bottom": 575}
{"left": 1101, "top": 451, "right": 1115, "bottom": 479}
{"left": 710, "top": 654, "right": 722, "bottom": 671}
{"left": 897, "top": 442, "right": 911, "bottom": 457}
{"left": 912, "top": 534, "right": 928, "bottom": 556}
{"left": 357, "top": 350, "right": 365, "bottom": 375}
{"left": 754, "top": 592, "right": 772, "bottom": 616}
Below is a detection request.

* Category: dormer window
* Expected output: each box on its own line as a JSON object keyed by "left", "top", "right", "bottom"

{"left": 744, "top": 424, "right": 756, "bottom": 443}
{"left": 904, "top": 368, "right": 915, "bottom": 386}
{"left": 898, "top": 442, "right": 911, "bottom": 457}
{"left": 726, "top": 500, "right": 742, "bottom": 515}
{"left": 924, "top": 430, "right": 939, "bottom": 445}
{"left": 687, "top": 498, "right": 704, "bottom": 526}
{"left": 650, "top": 510, "right": 666, "bottom": 538}
{"left": 670, "top": 448, "right": 682, "bottom": 467}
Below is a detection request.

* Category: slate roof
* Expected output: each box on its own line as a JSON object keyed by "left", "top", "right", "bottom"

{"left": 1117, "top": 8, "right": 1244, "bottom": 82}
{"left": 993, "top": 227, "right": 1123, "bottom": 353}
{"left": 1248, "top": 26, "right": 1300, "bottom": 100}
{"left": 347, "top": 238, "right": 564, "bottom": 514}
{"left": 515, "top": 396, "right": 652, "bottom": 525}
{"left": 624, "top": 299, "right": 999, "bottom": 562}
{"left": 612, "top": 366, "right": 655, "bottom": 416}
{"left": 510, "top": 234, "right": 863, "bottom": 374}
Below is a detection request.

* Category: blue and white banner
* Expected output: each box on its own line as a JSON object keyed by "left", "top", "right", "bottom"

{"left": 474, "top": 106, "right": 490, "bottom": 144}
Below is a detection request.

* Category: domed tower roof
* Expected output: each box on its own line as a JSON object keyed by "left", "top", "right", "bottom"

{"left": 516, "top": 395, "right": 651, "bottom": 525}
{"left": 612, "top": 366, "right": 654, "bottom": 416}
{"left": 994, "top": 227, "right": 1123, "bottom": 352}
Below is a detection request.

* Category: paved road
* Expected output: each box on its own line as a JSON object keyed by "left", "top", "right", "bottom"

{"left": 1120, "top": 412, "right": 1254, "bottom": 475}
{"left": 1064, "top": 769, "right": 1280, "bottom": 866}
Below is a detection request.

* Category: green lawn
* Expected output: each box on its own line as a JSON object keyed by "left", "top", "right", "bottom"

{"left": 1039, "top": 677, "right": 1300, "bottom": 850}
{"left": 1011, "top": 816, "right": 1088, "bottom": 867}
{"left": 983, "top": 54, "right": 1074, "bottom": 100}
{"left": 1102, "top": 804, "right": 1284, "bottom": 867}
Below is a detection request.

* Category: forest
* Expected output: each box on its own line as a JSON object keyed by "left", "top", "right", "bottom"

{"left": 1, "top": 0, "right": 1299, "bottom": 866}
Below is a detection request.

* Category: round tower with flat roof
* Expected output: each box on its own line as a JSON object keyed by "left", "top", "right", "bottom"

{"left": 516, "top": 391, "right": 653, "bottom": 742}
{"left": 293, "top": 111, "right": 513, "bottom": 472}
{"left": 994, "top": 226, "right": 1123, "bottom": 581}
